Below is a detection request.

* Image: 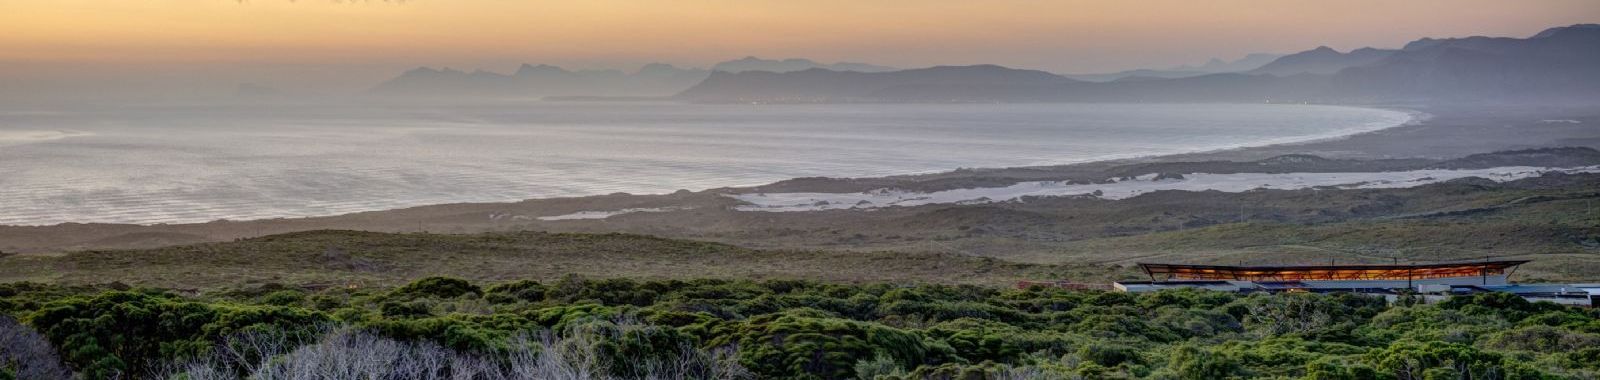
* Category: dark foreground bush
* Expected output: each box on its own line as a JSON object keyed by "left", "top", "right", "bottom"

{"left": 0, "top": 316, "right": 73, "bottom": 380}
{"left": 160, "top": 319, "right": 751, "bottom": 380}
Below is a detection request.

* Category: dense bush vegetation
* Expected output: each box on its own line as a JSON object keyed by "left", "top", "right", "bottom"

{"left": 2, "top": 277, "right": 1597, "bottom": 379}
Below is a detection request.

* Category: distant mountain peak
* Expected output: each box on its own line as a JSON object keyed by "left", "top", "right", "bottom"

{"left": 711, "top": 57, "right": 896, "bottom": 73}
{"left": 722, "top": 56, "right": 817, "bottom": 65}
{"left": 676, "top": 64, "right": 1081, "bottom": 102}
{"left": 372, "top": 62, "right": 710, "bottom": 98}
{"left": 1140, "top": 53, "right": 1283, "bottom": 78}
{"left": 1249, "top": 45, "right": 1395, "bottom": 76}
{"left": 1532, "top": 23, "right": 1600, "bottom": 38}
{"left": 638, "top": 62, "right": 678, "bottom": 70}
{"left": 953, "top": 63, "right": 1009, "bottom": 70}
{"left": 374, "top": 23, "right": 1597, "bottom": 103}
{"left": 515, "top": 64, "right": 570, "bottom": 76}
{"left": 402, "top": 67, "right": 442, "bottom": 75}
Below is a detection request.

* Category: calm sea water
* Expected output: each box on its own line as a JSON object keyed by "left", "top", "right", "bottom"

{"left": 0, "top": 103, "right": 1410, "bottom": 225}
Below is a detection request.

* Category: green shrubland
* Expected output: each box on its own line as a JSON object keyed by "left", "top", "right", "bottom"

{"left": 1, "top": 278, "right": 1598, "bottom": 379}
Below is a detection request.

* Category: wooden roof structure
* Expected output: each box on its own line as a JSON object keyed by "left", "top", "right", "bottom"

{"left": 1137, "top": 261, "right": 1529, "bottom": 282}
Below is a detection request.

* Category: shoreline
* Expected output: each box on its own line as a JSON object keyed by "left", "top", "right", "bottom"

{"left": 551, "top": 104, "right": 1428, "bottom": 203}
{"left": 0, "top": 103, "right": 1416, "bottom": 227}
{"left": 999, "top": 105, "right": 1428, "bottom": 171}
{"left": 1, "top": 103, "right": 1597, "bottom": 254}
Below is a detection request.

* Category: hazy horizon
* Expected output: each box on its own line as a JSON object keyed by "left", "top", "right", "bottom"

{"left": 2, "top": 0, "right": 1597, "bottom": 102}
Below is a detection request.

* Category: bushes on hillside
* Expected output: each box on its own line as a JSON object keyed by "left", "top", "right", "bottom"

{"left": 1, "top": 276, "right": 1598, "bottom": 379}
{"left": 392, "top": 276, "right": 482, "bottom": 299}
{"left": 711, "top": 311, "right": 951, "bottom": 379}
{"left": 485, "top": 280, "right": 547, "bottom": 303}
{"left": 162, "top": 321, "right": 751, "bottom": 380}
{"left": 25, "top": 291, "right": 327, "bottom": 378}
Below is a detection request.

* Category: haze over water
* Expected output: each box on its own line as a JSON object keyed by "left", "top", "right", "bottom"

{"left": 0, "top": 103, "right": 1409, "bottom": 225}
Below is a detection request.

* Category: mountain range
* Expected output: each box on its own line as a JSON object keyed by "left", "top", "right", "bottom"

{"left": 677, "top": 24, "right": 1600, "bottom": 104}
{"left": 1246, "top": 47, "right": 1394, "bottom": 76}
{"left": 1175, "top": 53, "right": 1286, "bottom": 73}
{"left": 710, "top": 57, "right": 897, "bottom": 74}
{"left": 368, "top": 63, "right": 707, "bottom": 98}
{"left": 1060, "top": 53, "right": 1282, "bottom": 82}
{"left": 676, "top": 64, "right": 1075, "bottom": 102}
{"left": 369, "top": 24, "right": 1599, "bottom": 103}
{"left": 369, "top": 57, "right": 898, "bottom": 99}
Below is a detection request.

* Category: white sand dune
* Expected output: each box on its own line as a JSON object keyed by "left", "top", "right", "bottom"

{"left": 732, "top": 166, "right": 1600, "bottom": 212}
{"left": 537, "top": 207, "right": 687, "bottom": 221}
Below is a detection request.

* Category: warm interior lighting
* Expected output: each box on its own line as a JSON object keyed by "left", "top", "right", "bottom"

{"left": 1139, "top": 261, "right": 1528, "bottom": 281}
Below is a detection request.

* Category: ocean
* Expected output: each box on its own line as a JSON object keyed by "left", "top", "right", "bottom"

{"left": 0, "top": 102, "right": 1411, "bottom": 225}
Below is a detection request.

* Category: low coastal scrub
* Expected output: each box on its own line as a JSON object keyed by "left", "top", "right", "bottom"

{"left": 2, "top": 278, "right": 1598, "bottom": 379}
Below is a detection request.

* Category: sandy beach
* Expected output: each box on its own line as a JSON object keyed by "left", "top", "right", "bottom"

{"left": 0, "top": 103, "right": 1596, "bottom": 254}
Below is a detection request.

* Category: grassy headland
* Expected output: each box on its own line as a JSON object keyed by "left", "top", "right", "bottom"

{"left": 0, "top": 230, "right": 1092, "bottom": 290}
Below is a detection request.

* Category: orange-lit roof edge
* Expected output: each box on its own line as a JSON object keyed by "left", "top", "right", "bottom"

{"left": 1138, "top": 261, "right": 1530, "bottom": 281}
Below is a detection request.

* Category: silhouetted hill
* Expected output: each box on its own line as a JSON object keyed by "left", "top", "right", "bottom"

{"left": 1061, "top": 69, "right": 1211, "bottom": 82}
{"left": 1327, "top": 24, "right": 1600, "bottom": 102}
{"left": 678, "top": 65, "right": 1079, "bottom": 102}
{"left": 1175, "top": 53, "right": 1284, "bottom": 72}
{"left": 370, "top": 63, "right": 709, "bottom": 99}
{"left": 1064, "top": 53, "right": 1282, "bottom": 82}
{"left": 368, "top": 57, "right": 898, "bottom": 99}
{"left": 369, "top": 25, "right": 1596, "bottom": 103}
{"left": 677, "top": 24, "right": 1600, "bottom": 104}
{"left": 710, "top": 56, "right": 897, "bottom": 73}
{"left": 1429, "top": 147, "right": 1600, "bottom": 169}
{"left": 1249, "top": 46, "right": 1395, "bottom": 76}
{"left": 677, "top": 66, "right": 1322, "bottom": 103}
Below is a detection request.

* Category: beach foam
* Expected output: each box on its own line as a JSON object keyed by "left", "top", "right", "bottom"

{"left": 0, "top": 129, "right": 91, "bottom": 146}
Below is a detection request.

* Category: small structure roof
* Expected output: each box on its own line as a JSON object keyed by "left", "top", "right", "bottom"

{"left": 1138, "top": 261, "right": 1529, "bottom": 281}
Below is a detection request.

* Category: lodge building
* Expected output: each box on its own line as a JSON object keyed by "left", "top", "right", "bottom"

{"left": 1111, "top": 260, "right": 1598, "bottom": 307}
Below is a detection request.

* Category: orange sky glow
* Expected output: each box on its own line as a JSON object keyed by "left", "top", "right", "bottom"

{"left": 2, "top": 0, "right": 1596, "bottom": 96}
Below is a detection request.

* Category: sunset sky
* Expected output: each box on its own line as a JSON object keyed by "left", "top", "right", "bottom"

{"left": 2, "top": 0, "right": 1597, "bottom": 99}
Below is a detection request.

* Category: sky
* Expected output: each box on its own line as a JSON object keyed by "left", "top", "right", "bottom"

{"left": 2, "top": 0, "right": 1597, "bottom": 100}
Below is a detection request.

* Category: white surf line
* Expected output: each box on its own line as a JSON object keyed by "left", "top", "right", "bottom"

{"left": 536, "top": 207, "right": 690, "bottom": 221}
{"left": 0, "top": 129, "right": 93, "bottom": 146}
{"left": 731, "top": 166, "right": 1600, "bottom": 212}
